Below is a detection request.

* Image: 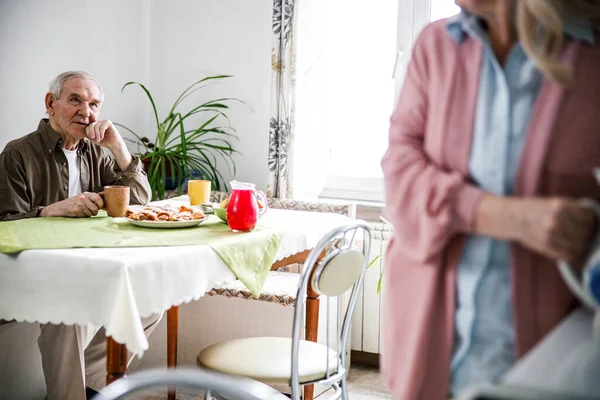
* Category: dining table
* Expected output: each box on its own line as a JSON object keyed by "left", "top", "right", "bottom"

{"left": 0, "top": 198, "right": 355, "bottom": 400}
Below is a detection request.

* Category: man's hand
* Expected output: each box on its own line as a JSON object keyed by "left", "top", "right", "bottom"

{"left": 85, "top": 120, "right": 133, "bottom": 171}
{"left": 85, "top": 120, "right": 121, "bottom": 148}
{"left": 39, "top": 192, "right": 104, "bottom": 218}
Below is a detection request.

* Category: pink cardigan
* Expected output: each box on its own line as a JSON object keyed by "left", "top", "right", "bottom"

{"left": 381, "top": 20, "right": 600, "bottom": 400}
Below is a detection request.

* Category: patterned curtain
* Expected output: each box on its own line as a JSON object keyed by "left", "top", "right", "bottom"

{"left": 267, "top": 0, "right": 297, "bottom": 199}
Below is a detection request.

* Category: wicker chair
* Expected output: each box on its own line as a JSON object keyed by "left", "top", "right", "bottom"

{"left": 206, "top": 191, "right": 356, "bottom": 306}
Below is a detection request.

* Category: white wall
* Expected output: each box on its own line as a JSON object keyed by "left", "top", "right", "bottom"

{"left": 0, "top": 0, "right": 151, "bottom": 153}
{"left": 0, "top": 0, "right": 273, "bottom": 191}
{"left": 148, "top": 0, "right": 273, "bottom": 190}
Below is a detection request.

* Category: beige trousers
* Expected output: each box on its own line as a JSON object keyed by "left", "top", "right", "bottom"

{"left": 38, "top": 314, "right": 162, "bottom": 400}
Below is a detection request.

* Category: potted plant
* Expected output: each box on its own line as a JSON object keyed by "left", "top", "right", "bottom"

{"left": 116, "top": 75, "right": 240, "bottom": 200}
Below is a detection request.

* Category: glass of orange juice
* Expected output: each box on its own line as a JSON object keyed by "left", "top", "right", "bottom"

{"left": 187, "top": 180, "right": 211, "bottom": 205}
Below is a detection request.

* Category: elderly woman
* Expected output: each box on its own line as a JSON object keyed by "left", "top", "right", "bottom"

{"left": 381, "top": 0, "right": 600, "bottom": 399}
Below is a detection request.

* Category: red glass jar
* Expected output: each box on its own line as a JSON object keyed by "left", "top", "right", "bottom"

{"left": 226, "top": 181, "right": 268, "bottom": 232}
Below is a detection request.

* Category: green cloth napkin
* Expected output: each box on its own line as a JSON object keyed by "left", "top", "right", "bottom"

{"left": 0, "top": 212, "right": 282, "bottom": 297}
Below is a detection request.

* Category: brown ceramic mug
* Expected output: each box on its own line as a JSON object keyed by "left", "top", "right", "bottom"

{"left": 98, "top": 186, "right": 130, "bottom": 217}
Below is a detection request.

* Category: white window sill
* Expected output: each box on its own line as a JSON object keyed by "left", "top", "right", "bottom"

{"left": 318, "top": 196, "right": 385, "bottom": 222}
{"left": 318, "top": 196, "right": 384, "bottom": 209}
{"left": 319, "top": 176, "right": 385, "bottom": 203}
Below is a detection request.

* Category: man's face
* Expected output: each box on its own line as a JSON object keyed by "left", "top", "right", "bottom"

{"left": 46, "top": 77, "right": 102, "bottom": 141}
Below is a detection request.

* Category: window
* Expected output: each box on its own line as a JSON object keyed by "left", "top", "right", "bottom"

{"left": 430, "top": 0, "right": 461, "bottom": 23}
{"left": 294, "top": 0, "right": 461, "bottom": 202}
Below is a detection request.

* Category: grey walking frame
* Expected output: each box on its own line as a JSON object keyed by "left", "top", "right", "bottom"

{"left": 93, "top": 367, "right": 289, "bottom": 400}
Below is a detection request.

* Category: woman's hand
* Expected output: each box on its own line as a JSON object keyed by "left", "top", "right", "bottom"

{"left": 476, "top": 195, "right": 598, "bottom": 265}
{"left": 510, "top": 198, "right": 597, "bottom": 265}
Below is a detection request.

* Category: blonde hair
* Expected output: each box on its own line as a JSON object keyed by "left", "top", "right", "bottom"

{"left": 517, "top": 0, "right": 600, "bottom": 86}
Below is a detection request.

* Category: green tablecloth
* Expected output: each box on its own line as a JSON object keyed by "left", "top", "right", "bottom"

{"left": 0, "top": 212, "right": 282, "bottom": 297}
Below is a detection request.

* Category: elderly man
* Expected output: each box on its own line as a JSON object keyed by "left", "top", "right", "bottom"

{"left": 0, "top": 71, "right": 150, "bottom": 219}
{"left": 0, "top": 71, "right": 161, "bottom": 400}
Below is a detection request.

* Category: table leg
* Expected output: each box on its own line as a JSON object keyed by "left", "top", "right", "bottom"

{"left": 304, "top": 273, "right": 320, "bottom": 400}
{"left": 167, "top": 306, "right": 179, "bottom": 400}
{"left": 106, "top": 337, "right": 128, "bottom": 386}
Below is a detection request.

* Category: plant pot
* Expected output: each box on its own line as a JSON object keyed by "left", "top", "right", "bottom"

{"left": 142, "top": 156, "right": 175, "bottom": 176}
{"left": 142, "top": 156, "right": 180, "bottom": 191}
{"left": 141, "top": 157, "right": 204, "bottom": 192}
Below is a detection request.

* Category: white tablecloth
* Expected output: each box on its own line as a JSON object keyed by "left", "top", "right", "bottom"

{"left": 0, "top": 208, "right": 354, "bottom": 356}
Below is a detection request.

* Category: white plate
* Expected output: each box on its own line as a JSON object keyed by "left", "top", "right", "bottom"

{"left": 126, "top": 217, "right": 207, "bottom": 229}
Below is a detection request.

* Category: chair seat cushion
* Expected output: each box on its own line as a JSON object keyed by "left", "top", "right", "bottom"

{"left": 197, "top": 337, "right": 339, "bottom": 385}
{"left": 207, "top": 272, "right": 300, "bottom": 306}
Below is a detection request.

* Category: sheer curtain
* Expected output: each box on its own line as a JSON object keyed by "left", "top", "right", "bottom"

{"left": 289, "top": 0, "right": 331, "bottom": 201}
{"left": 292, "top": 0, "right": 398, "bottom": 201}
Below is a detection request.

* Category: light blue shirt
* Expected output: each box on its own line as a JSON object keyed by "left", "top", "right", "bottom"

{"left": 446, "top": 12, "right": 595, "bottom": 395}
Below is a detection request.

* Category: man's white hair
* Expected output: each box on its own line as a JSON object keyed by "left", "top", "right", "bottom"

{"left": 48, "top": 70, "right": 104, "bottom": 102}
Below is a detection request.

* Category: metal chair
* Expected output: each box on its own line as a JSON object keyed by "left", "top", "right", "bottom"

{"left": 197, "top": 221, "right": 372, "bottom": 400}
{"left": 93, "top": 367, "right": 289, "bottom": 400}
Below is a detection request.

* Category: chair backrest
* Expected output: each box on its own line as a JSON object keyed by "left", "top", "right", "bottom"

{"left": 94, "top": 368, "right": 289, "bottom": 400}
{"left": 267, "top": 198, "right": 356, "bottom": 218}
{"left": 210, "top": 191, "right": 356, "bottom": 218}
{"left": 290, "top": 221, "right": 372, "bottom": 395}
{"left": 210, "top": 190, "right": 230, "bottom": 205}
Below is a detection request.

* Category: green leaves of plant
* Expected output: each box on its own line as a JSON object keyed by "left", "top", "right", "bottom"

{"left": 117, "top": 76, "right": 242, "bottom": 200}
{"left": 121, "top": 81, "right": 160, "bottom": 130}
{"left": 367, "top": 255, "right": 383, "bottom": 294}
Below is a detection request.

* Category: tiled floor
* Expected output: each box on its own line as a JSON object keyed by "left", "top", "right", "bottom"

{"left": 126, "top": 364, "right": 392, "bottom": 399}
{"left": 318, "top": 364, "right": 392, "bottom": 400}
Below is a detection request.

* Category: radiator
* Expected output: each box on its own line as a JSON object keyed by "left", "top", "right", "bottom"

{"left": 351, "top": 220, "right": 392, "bottom": 354}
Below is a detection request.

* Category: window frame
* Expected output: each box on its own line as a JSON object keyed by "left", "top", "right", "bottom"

{"left": 318, "top": 0, "right": 434, "bottom": 203}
